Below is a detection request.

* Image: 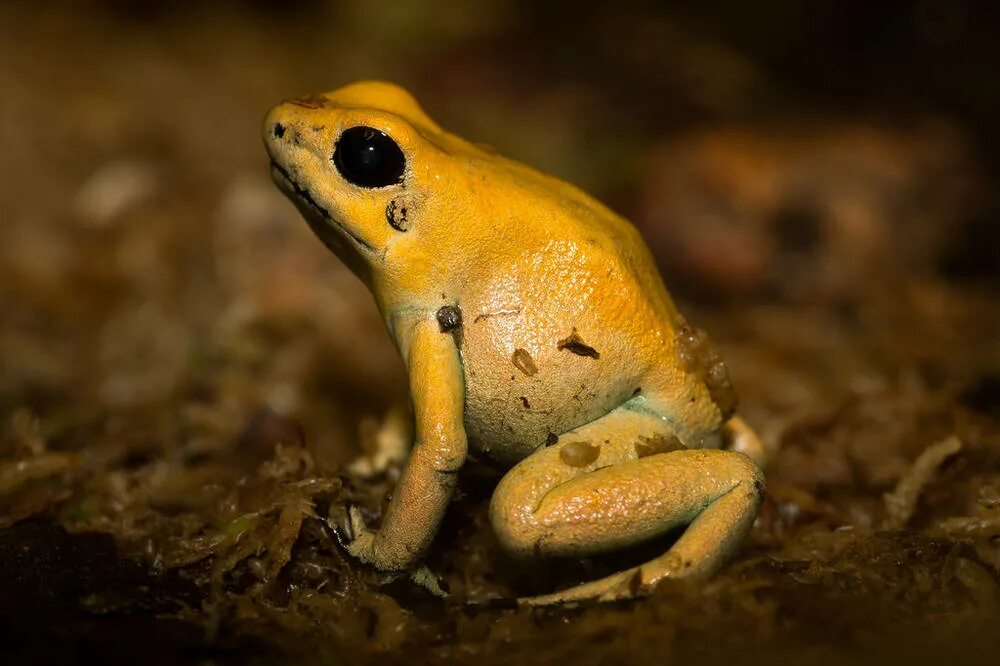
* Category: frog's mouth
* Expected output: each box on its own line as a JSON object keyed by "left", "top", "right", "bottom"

{"left": 269, "top": 160, "right": 374, "bottom": 254}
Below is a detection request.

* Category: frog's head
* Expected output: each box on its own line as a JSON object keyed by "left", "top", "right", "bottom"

{"left": 263, "top": 81, "right": 482, "bottom": 293}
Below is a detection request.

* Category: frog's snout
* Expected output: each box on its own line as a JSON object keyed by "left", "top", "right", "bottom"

{"left": 262, "top": 105, "right": 291, "bottom": 160}
{"left": 262, "top": 105, "right": 312, "bottom": 203}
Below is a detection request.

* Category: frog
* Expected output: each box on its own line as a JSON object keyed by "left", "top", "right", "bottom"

{"left": 262, "top": 81, "right": 766, "bottom": 605}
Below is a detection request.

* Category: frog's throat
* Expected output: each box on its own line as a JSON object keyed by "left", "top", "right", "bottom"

{"left": 269, "top": 160, "right": 375, "bottom": 255}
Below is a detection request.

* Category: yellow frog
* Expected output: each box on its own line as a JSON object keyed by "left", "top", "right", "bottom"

{"left": 262, "top": 81, "right": 765, "bottom": 604}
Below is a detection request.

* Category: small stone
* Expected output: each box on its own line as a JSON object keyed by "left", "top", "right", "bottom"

{"left": 74, "top": 158, "right": 162, "bottom": 228}
{"left": 436, "top": 305, "right": 463, "bottom": 332}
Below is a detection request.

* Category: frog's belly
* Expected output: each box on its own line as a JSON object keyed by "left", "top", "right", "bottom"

{"left": 458, "top": 316, "right": 645, "bottom": 467}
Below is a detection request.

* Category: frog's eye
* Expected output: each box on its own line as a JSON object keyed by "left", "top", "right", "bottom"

{"left": 333, "top": 126, "right": 406, "bottom": 188}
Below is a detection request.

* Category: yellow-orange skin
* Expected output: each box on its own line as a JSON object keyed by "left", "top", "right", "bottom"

{"left": 263, "top": 82, "right": 765, "bottom": 604}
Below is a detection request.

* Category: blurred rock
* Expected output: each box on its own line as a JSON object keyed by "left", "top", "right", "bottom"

{"left": 636, "top": 121, "right": 984, "bottom": 300}
{"left": 73, "top": 159, "right": 163, "bottom": 229}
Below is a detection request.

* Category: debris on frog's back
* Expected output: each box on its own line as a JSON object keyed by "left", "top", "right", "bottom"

{"left": 635, "top": 122, "right": 985, "bottom": 301}
{"left": 436, "top": 305, "right": 463, "bottom": 332}
{"left": 556, "top": 329, "right": 600, "bottom": 359}
{"left": 634, "top": 433, "right": 686, "bottom": 458}
{"left": 674, "top": 320, "right": 737, "bottom": 418}
{"left": 511, "top": 348, "right": 538, "bottom": 376}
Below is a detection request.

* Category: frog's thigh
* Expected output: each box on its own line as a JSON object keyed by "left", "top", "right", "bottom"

{"left": 489, "top": 408, "right": 764, "bottom": 605}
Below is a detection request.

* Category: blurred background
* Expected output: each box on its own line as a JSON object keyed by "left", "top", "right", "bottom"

{"left": 1, "top": 1, "right": 998, "bottom": 665}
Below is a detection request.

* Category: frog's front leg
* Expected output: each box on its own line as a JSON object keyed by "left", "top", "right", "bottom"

{"left": 489, "top": 404, "right": 763, "bottom": 605}
{"left": 346, "top": 316, "right": 467, "bottom": 571}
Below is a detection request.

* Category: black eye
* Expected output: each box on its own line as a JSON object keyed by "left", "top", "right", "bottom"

{"left": 333, "top": 126, "right": 405, "bottom": 188}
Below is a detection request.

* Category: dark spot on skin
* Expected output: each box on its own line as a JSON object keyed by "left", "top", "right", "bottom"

{"left": 685, "top": 560, "right": 693, "bottom": 569}
{"left": 634, "top": 445, "right": 655, "bottom": 459}
{"left": 634, "top": 433, "right": 686, "bottom": 459}
{"left": 474, "top": 307, "right": 521, "bottom": 323}
{"left": 511, "top": 348, "right": 538, "bottom": 376}
{"left": 311, "top": 125, "right": 325, "bottom": 133}
{"left": 674, "top": 319, "right": 737, "bottom": 419}
{"left": 557, "top": 329, "right": 600, "bottom": 359}
{"left": 628, "top": 569, "right": 644, "bottom": 596}
{"left": 436, "top": 305, "right": 462, "bottom": 332}
{"left": 272, "top": 123, "right": 285, "bottom": 139}
{"left": 519, "top": 396, "right": 531, "bottom": 409}
{"left": 386, "top": 198, "right": 410, "bottom": 232}
{"left": 753, "top": 479, "right": 764, "bottom": 495}
{"left": 545, "top": 432, "right": 559, "bottom": 446}
{"left": 559, "top": 441, "right": 600, "bottom": 467}
{"left": 289, "top": 94, "right": 328, "bottom": 109}
{"left": 633, "top": 387, "right": 642, "bottom": 396}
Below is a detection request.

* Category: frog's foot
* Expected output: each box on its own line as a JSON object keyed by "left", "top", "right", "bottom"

{"left": 489, "top": 405, "right": 764, "bottom": 606}
{"left": 342, "top": 505, "right": 450, "bottom": 598}
{"left": 348, "top": 407, "right": 412, "bottom": 478}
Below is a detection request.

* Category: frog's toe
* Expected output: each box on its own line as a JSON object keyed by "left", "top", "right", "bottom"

{"left": 345, "top": 531, "right": 376, "bottom": 562}
{"left": 409, "top": 565, "right": 450, "bottom": 598}
{"left": 340, "top": 505, "right": 377, "bottom": 562}
{"left": 347, "top": 505, "right": 368, "bottom": 539}
{"left": 518, "top": 566, "right": 643, "bottom": 606}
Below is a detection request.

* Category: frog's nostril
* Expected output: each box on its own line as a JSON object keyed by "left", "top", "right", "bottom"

{"left": 273, "top": 122, "right": 286, "bottom": 139}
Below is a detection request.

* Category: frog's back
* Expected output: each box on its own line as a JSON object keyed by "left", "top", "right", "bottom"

{"left": 454, "top": 160, "right": 706, "bottom": 464}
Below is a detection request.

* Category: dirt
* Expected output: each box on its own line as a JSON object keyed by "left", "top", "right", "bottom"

{"left": 1, "top": 2, "right": 998, "bottom": 664}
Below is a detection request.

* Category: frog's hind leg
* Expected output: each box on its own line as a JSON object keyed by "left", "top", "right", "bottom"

{"left": 489, "top": 404, "right": 764, "bottom": 605}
